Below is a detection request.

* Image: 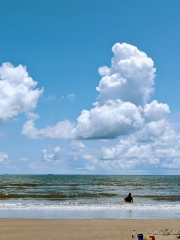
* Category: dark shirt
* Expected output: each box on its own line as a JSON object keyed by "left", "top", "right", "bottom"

{"left": 124, "top": 196, "right": 133, "bottom": 202}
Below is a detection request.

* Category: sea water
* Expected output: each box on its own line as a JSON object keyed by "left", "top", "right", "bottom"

{"left": 0, "top": 175, "right": 179, "bottom": 219}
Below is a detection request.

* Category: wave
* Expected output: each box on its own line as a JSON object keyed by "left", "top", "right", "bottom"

{"left": 0, "top": 202, "right": 180, "bottom": 210}
{"left": 0, "top": 192, "right": 117, "bottom": 199}
{"left": 136, "top": 195, "right": 180, "bottom": 201}
{"left": 0, "top": 183, "right": 39, "bottom": 187}
{"left": 0, "top": 182, "right": 159, "bottom": 187}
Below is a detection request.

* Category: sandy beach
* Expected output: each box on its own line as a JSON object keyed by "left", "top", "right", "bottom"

{"left": 0, "top": 219, "right": 180, "bottom": 240}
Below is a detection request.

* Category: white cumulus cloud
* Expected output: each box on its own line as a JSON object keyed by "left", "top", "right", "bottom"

{"left": 0, "top": 62, "right": 43, "bottom": 123}
{"left": 74, "top": 100, "right": 143, "bottom": 139}
{"left": 97, "top": 43, "right": 155, "bottom": 106}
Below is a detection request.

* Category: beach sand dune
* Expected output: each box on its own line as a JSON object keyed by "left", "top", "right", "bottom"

{"left": 0, "top": 219, "right": 180, "bottom": 240}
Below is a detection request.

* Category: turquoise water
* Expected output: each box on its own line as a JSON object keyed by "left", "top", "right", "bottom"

{"left": 0, "top": 175, "right": 180, "bottom": 219}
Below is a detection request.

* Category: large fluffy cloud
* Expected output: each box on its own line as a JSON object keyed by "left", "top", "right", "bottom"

{"left": 22, "top": 43, "right": 159, "bottom": 140}
{"left": 22, "top": 100, "right": 143, "bottom": 139}
{"left": 0, "top": 62, "right": 43, "bottom": 123}
{"left": 97, "top": 43, "right": 155, "bottom": 106}
{"left": 74, "top": 100, "right": 143, "bottom": 139}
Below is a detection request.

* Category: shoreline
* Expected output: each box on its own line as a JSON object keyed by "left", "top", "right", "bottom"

{"left": 0, "top": 219, "right": 180, "bottom": 240}
{"left": 0, "top": 207, "right": 179, "bottom": 219}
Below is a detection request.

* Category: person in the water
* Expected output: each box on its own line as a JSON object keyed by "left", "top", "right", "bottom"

{"left": 124, "top": 193, "right": 133, "bottom": 203}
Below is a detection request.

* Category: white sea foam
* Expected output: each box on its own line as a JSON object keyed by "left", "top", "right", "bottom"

{"left": 0, "top": 202, "right": 180, "bottom": 210}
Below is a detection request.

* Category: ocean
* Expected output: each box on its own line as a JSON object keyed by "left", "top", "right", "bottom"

{"left": 0, "top": 175, "right": 180, "bottom": 219}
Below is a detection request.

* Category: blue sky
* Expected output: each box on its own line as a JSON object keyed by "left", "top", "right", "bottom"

{"left": 0, "top": 0, "right": 180, "bottom": 174}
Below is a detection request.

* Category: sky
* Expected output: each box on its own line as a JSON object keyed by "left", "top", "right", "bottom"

{"left": 0, "top": 0, "right": 180, "bottom": 175}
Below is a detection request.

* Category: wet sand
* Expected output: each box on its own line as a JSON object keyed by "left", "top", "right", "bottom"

{"left": 0, "top": 219, "right": 180, "bottom": 240}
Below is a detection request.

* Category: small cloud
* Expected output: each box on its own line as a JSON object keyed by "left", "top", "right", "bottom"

{"left": 67, "top": 94, "right": 75, "bottom": 101}
{"left": 0, "top": 152, "right": 8, "bottom": 162}
{"left": 54, "top": 146, "right": 61, "bottom": 152}
{"left": 57, "top": 95, "right": 65, "bottom": 102}
{"left": 43, "top": 94, "right": 57, "bottom": 103}
{"left": 42, "top": 146, "right": 62, "bottom": 161}
{"left": 70, "top": 141, "right": 85, "bottom": 148}
{"left": 42, "top": 149, "right": 55, "bottom": 162}
{"left": 83, "top": 154, "right": 92, "bottom": 160}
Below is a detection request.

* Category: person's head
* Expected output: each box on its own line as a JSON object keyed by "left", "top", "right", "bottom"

{"left": 128, "top": 193, "right": 131, "bottom": 196}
